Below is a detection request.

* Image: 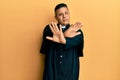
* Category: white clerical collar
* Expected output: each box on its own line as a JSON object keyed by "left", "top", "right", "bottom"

{"left": 61, "top": 26, "right": 66, "bottom": 29}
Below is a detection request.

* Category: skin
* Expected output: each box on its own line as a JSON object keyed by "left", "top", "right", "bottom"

{"left": 55, "top": 7, "right": 70, "bottom": 26}
{"left": 46, "top": 7, "right": 82, "bottom": 44}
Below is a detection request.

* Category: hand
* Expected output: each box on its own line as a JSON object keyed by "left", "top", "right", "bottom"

{"left": 46, "top": 22, "right": 66, "bottom": 44}
{"left": 64, "top": 22, "right": 82, "bottom": 38}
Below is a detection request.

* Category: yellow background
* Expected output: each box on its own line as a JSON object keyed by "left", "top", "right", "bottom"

{"left": 0, "top": 0, "right": 120, "bottom": 80}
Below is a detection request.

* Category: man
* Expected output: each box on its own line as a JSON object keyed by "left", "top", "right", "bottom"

{"left": 40, "top": 3, "right": 84, "bottom": 80}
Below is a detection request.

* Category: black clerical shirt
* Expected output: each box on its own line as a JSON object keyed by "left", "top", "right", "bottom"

{"left": 40, "top": 24, "right": 84, "bottom": 80}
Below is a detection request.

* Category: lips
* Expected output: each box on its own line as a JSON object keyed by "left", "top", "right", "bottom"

{"left": 63, "top": 19, "right": 68, "bottom": 22}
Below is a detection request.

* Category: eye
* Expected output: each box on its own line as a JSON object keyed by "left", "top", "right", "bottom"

{"left": 58, "top": 13, "right": 62, "bottom": 16}
{"left": 65, "top": 12, "right": 69, "bottom": 15}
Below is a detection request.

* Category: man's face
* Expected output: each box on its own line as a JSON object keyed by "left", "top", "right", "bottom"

{"left": 55, "top": 7, "right": 70, "bottom": 26}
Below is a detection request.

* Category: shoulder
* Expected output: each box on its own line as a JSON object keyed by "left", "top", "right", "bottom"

{"left": 78, "top": 29, "right": 84, "bottom": 38}
{"left": 80, "top": 29, "right": 84, "bottom": 34}
{"left": 43, "top": 24, "right": 50, "bottom": 32}
{"left": 43, "top": 24, "right": 52, "bottom": 36}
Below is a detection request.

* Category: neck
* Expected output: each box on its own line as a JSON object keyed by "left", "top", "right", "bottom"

{"left": 59, "top": 23, "right": 69, "bottom": 26}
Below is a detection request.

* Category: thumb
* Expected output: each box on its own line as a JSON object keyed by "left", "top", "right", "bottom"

{"left": 46, "top": 36, "right": 53, "bottom": 41}
{"left": 75, "top": 32, "right": 81, "bottom": 36}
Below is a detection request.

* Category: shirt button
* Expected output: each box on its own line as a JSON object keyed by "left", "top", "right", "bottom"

{"left": 60, "top": 55, "right": 63, "bottom": 58}
{"left": 60, "top": 61, "right": 62, "bottom": 64}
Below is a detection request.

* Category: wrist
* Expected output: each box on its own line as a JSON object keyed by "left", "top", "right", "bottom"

{"left": 61, "top": 38, "right": 66, "bottom": 44}
{"left": 63, "top": 33, "right": 67, "bottom": 38}
{"left": 63, "top": 39, "right": 66, "bottom": 44}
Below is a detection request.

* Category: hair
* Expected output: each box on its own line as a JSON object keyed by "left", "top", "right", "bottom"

{"left": 54, "top": 3, "right": 68, "bottom": 13}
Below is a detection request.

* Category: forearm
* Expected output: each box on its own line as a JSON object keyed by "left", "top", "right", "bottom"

{"left": 63, "top": 30, "right": 84, "bottom": 49}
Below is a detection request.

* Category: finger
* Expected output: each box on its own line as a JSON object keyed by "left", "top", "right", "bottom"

{"left": 74, "top": 22, "right": 78, "bottom": 27}
{"left": 49, "top": 24, "right": 55, "bottom": 34}
{"left": 77, "top": 23, "right": 83, "bottom": 30}
{"left": 46, "top": 36, "right": 53, "bottom": 41}
{"left": 75, "top": 27, "right": 80, "bottom": 32}
{"left": 70, "top": 24, "right": 73, "bottom": 26}
{"left": 70, "top": 23, "right": 79, "bottom": 31}
{"left": 76, "top": 22, "right": 81, "bottom": 24}
{"left": 75, "top": 22, "right": 82, "bottom": 31}
{"left": 51, "top": 22, "right": 59, "bottom": 33}
{"left": 75, "top": 23, "right": 82, "bottom": 31}
{"left": 59, "top": 24, "right": 62, "bottom": 32}
{"left": 70, "top": 24, "right": 75, "bottom": 28}
{"left": 75, "top": 22, "right": 81, "bottom": 28}
{"left": 54, "top": 22, "right": 59, "bottom": 31}
{"left": 72, "top": 23, "right": 78, "bottom": 31}
{"left": 69, "top": 24, "right": 76, "bottom": 31}
{"left": 51, "top": 22, "right": 56, "bottom": 31}
{"left": 77, "top": 22, "right": 83, "bottom": 28}
{"left": 75, "top": 32, "right": 81, "bottom": 36}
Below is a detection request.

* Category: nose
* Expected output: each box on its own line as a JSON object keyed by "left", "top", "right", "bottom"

{"left": 63, "top": 14, "right": 66, "bottom": 18}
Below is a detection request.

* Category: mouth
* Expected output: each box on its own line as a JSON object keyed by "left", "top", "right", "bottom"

{"left": 63, "top": 19, "right": 68, "bottom": 22}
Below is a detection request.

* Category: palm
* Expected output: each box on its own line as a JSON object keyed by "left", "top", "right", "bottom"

{"left": 64, "top": 22, "right": 82, "bottom": 38}
{"left": 46, "top": 22, "right": 82, "bottom": 44}
{"left": 52, "top": 31, "right": 64, "bottom": 43}
{"left": 46, "top": 22, "right": 66, "bottom": 44}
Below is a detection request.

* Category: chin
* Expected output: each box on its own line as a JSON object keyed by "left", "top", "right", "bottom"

{"left": 62, "top": 22, "right": 69, "bottom": 26}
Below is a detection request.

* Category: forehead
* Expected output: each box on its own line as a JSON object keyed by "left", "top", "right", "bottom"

{"left": 55, "top": 7, "right": 69, "bottom": 14}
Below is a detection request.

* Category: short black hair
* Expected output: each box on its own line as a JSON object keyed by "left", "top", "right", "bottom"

{"left": 54, "top": 3, "right": 68, "bottom": 13}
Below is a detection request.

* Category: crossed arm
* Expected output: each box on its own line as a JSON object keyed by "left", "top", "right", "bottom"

{"left": 46, "top": 22, "right": 83, "bottom": 44}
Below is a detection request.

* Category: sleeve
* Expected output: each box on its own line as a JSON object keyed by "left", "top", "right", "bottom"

{"left": 64, "top": 29, "right": 84, "bottom": 57}
{"left": 40, "top": 25, "right": 51, "bottom": 54}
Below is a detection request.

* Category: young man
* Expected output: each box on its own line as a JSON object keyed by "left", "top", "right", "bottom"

{"left": 40, "top": 3, "right": 84, "bottom": 80}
